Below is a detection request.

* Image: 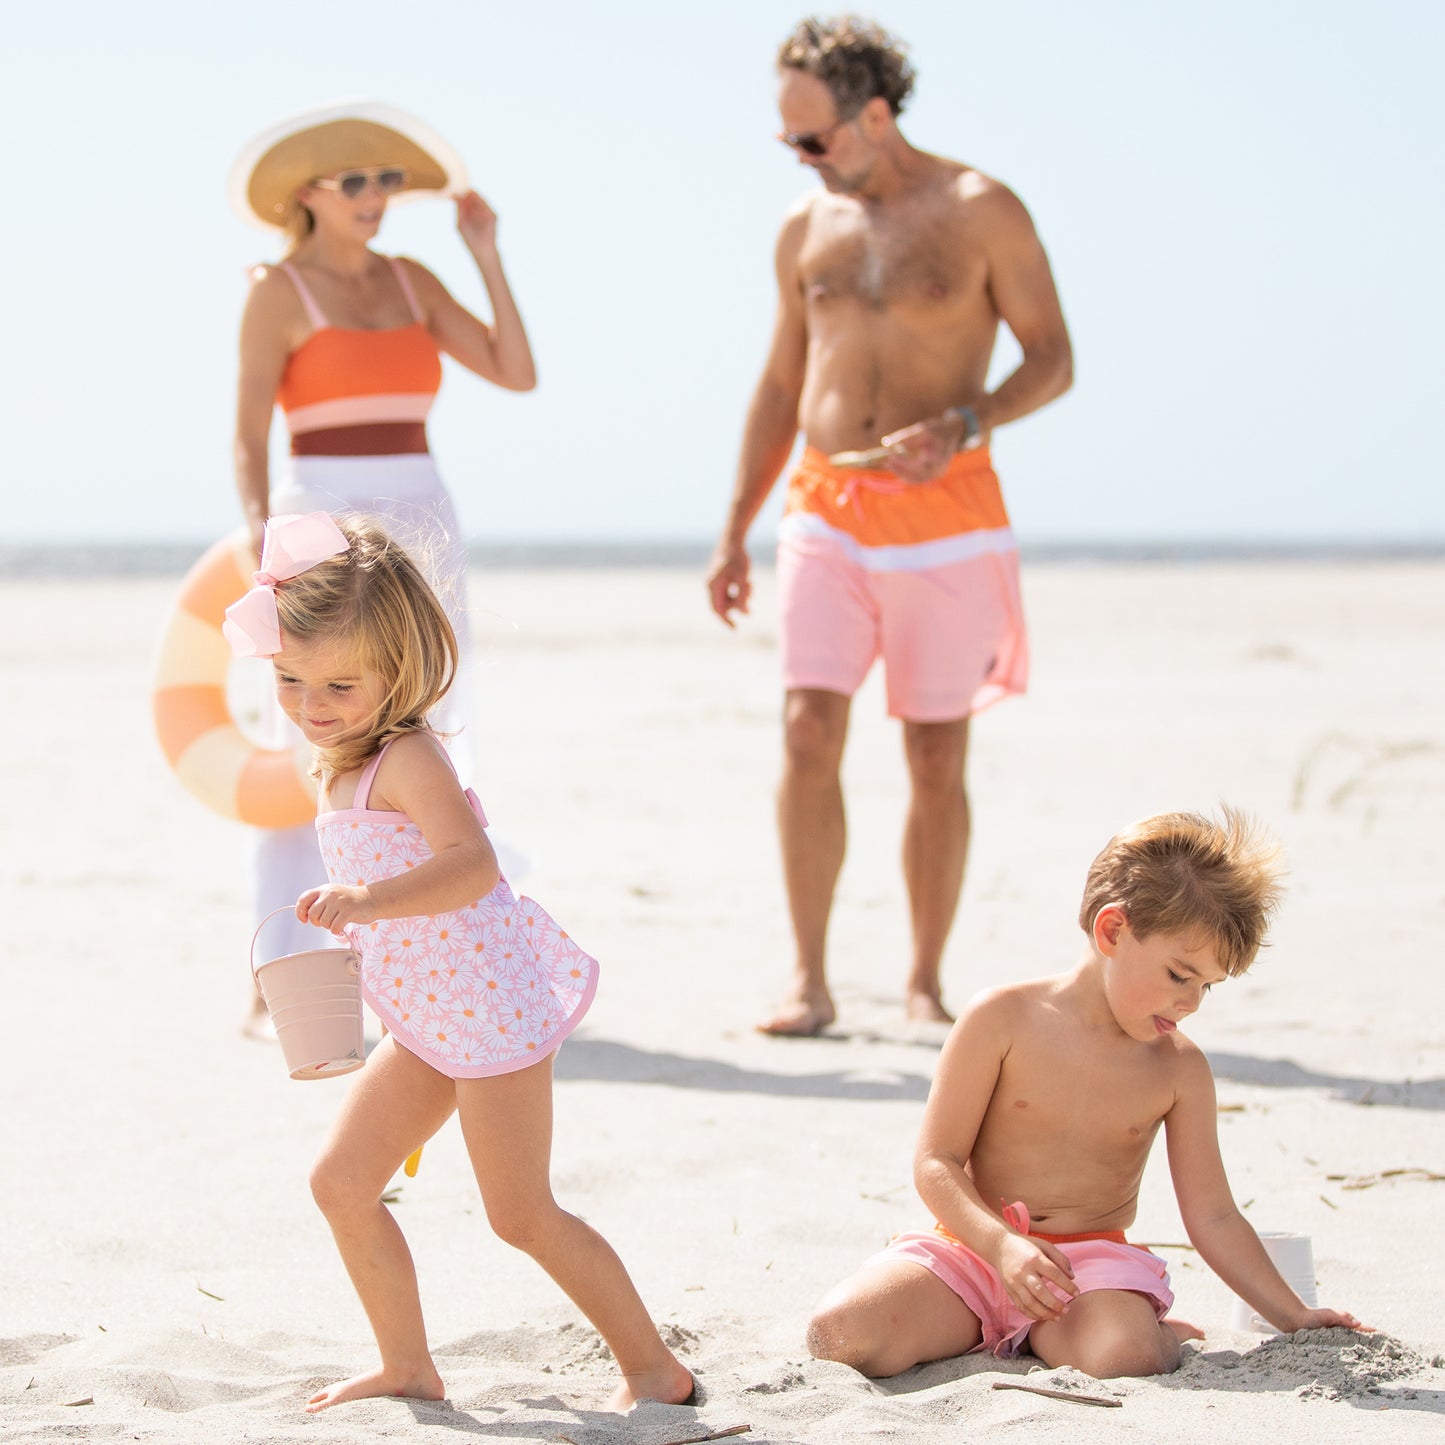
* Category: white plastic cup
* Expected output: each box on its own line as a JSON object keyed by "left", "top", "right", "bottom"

{"left": 1228, "top": 1231, "right": 1318, "bottom": 1331}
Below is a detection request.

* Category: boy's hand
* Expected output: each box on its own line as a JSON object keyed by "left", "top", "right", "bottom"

{"left": 1290, "top": 1306, "right": 1373, "bottom": 1333}
{"left": 998, "top": 1233, "right": 1079, "bottom": 1322}
{"left": 297, "top": 884, "right": 376, "bottom": 935}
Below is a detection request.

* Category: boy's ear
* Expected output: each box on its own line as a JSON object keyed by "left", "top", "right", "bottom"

{"left": 1093, "top": 904, "right": 1128, "bottom": 955}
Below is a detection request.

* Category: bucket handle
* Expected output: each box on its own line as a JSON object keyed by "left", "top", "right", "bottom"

{"left": 250, "top": 905, "right": 358, "bottom": 980}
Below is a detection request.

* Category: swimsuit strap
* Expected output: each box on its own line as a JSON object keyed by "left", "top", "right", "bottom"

{"left": 277, "top": 260, "right": 329, "bottom": 331}
{"left": 352, "top": 741, "right": 395, "bottom": 811}
{"left": 352, "top": 733, "right": 489, "bottom": 828}
{"left": 388, "top": 256, "right": 425, "bottom": 324}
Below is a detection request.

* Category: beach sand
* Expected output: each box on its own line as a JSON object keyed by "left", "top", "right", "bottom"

{"left": 2, "top": 557, "right": 1442, "bottom": 1442}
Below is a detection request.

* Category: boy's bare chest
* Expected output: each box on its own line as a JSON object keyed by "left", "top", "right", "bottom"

{"left": 993, "top": 1040, "right": 1176, "bottom": 1150}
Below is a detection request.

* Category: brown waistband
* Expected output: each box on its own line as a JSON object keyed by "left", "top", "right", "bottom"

{"left": 291, "top": 422, "right": 429, "bottom": 456}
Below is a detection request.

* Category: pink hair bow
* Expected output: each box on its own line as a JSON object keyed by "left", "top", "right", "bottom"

{"left": 222, "top": 512, "right": 350, "bottom": 658}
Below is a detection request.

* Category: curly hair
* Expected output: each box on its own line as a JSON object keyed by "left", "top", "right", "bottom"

{"left": 271, "top": 514, "right": 457, "bottom": 784}
{"left": 777, "top": 15, "right": 916, "bottom": 117}
{"left": 1078, "top": 808, "right": 1286, "bottom": 977}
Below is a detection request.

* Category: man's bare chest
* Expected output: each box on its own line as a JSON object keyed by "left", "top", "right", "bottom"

{"left": 799, "top": 213, "right": 987, "bottom": 312}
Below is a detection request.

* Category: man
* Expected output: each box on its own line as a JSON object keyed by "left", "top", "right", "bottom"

{"left": 706, "top": 16, "right": 1072, "bottom": 1036}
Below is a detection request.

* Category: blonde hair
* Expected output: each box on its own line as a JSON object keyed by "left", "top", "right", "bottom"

{"left": 272, "top": 515, "right": 457, "bottom": 784}
{"left": 1078, "top": 808, "right": 1286, "bottom": 976}
{"left": 279, "top": 195, "right": 315, "bottom": 256}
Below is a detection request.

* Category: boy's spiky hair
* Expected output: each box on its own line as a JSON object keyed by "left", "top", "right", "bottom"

{"left": 1079, "top": 807, "right": 1286, "bottom": 976}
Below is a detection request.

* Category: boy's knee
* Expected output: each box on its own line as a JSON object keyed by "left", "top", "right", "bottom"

{"left": 1066, "top": 1324, "right": 1179, "bottom": 1380}
{"left": 805, "top": 1302, "right": 846, "bottom": 1362}
{"left": 806, "top": 1298, "right": 886, "bottom": 1375}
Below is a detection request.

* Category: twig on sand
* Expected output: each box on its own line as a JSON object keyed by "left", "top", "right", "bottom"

{"left": 560, "top": 1429, "right": 749, "bottom": 1445}
{"left": 557, "top": 1427, "right": 751, "bottom": 1439}
{"left": 62, "top": 1397, "right": 94, "bottom": 1407}
{"left": 991, "top": 1380, "right": 1121, "bottom": 1409}
{"left": 197, "top": 1282, "right": 224, "bottom": 1301}
{"left": 658, "top": 1428, "right": 752, "bottom": 1444}
{"left": 1326, "top": 1167, "right": 1445, "bottom": 1190}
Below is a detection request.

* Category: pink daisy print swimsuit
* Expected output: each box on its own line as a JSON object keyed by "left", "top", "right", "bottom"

{"left": 316, "top": 739, "right": 598, "bottom": 1078}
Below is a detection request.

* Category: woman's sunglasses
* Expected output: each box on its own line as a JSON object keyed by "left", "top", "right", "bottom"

{"left": 311, "top": 167, "right": 408, "bottom": 200}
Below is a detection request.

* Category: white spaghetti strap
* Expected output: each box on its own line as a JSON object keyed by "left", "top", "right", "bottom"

{"left": 389, "top": 255, "right": 425, "bottom": 324}
{"left": 278, "top": 260, "right": 329, "bottom": 330}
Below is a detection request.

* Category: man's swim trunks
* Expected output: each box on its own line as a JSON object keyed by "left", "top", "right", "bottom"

{"left": 776, "top": 447, "right": 1028, "bottom": 721}
{"left": 872, "top": 1201, "right": 1174, "bottom": 1357}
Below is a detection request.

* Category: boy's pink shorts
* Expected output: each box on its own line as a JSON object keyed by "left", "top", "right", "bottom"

{"left": 871, "top": 1207, "right": 1174, "bottom": 1358}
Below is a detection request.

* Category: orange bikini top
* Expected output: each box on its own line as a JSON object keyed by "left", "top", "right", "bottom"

{"left": 274, "top": 257, "right": 443, "bottom": 454}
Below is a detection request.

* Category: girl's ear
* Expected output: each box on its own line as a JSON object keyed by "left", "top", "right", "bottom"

{"left": 1093, "top": 904, "right": 1128, "bottom": 956}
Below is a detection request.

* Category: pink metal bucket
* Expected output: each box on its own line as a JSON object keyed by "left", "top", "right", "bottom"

{"left": 251, "top": 907, "right": 364, "bottom": 1080}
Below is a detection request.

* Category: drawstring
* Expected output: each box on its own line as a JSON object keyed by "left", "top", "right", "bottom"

{"left": 836, "top": 469, "right": 908, "bottom": 518}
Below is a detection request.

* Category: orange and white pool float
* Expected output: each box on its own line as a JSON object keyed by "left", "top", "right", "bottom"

{"left": 152, "top": 531, "right": 315, "bottom": 827}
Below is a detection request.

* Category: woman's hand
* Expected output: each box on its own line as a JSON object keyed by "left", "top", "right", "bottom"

{"left": 297, "top": 884, "right": 376, "bottom": 935}
{"left": 455, "top": 190, "right": 499, "bottom": 255}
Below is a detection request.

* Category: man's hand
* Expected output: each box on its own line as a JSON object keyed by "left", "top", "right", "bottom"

{"left": 881, "top": 408, "right": 980, "bottom": 484}
{"left": 297, "top": 884, "right": 376, "bottom": 935}
{"left": 997, "top": 1233, "right": 1079, "bottom": 1323}
{"left": 706, "top": 541, "right": 752, "bottom": 627}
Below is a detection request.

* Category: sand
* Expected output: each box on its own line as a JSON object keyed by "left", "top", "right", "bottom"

{"left": 1, "top": 556, "right": 1442, "bottom": 1443}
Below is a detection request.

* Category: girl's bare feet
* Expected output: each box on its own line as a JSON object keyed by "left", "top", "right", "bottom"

{"left": 306, "top": 1362, "right": 445, "bottom": 1413}
{"left": 1165, "top": 1316, "right": 1206, "bottom": 1343}
{"left": 605, "top": 1357, "right": 695, "bottom": 1412}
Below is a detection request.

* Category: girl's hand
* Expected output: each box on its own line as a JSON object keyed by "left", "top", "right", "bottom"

{"left": 297, "top": 884, "right": 376, "bottom": 935}
{"left": 998, "top": 1233, "right": 1079, "bottom": 1322}
{"left": 455, "top": 191, "right": 499, "bottom": 255}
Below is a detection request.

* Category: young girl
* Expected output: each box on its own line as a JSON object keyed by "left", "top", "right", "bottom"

{"left": 224, "top": 511, "right": 693, "bottom": 1413}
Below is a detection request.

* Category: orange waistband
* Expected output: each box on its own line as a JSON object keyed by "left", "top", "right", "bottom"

{"left": 934, "top": 1221, "right": 1130, "bottom": 1248}
{"left": 1032, "top": 1227, "right": 1129, "bottom": 1246}
{"left": 291, "top": 422, "right": 429, "bottom": 456}
{"left": 797, "top": 443, "right": 995, "bottom": 485}
{"left": 787, "top": 444, "right": 1009, "bottom": 546}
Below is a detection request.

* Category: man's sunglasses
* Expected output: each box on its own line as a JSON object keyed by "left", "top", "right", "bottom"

{"left": 311, "top": 167, "right": 408, "bottom": 200}
{"left": 778, "top": 114, "right": 856, "bottom": 158}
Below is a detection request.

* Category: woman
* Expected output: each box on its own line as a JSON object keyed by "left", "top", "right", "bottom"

{"left": 229, "top": 100, "right": 535, "bottom": 980}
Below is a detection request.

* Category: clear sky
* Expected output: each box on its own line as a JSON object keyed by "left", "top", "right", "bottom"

{"left": 6, "top": 0, "right": 1442, "bottom": 547}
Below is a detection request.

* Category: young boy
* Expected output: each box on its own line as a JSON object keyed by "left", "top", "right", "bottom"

{"left": 807, "top": 809, "right": 1368, "bottom": 1379}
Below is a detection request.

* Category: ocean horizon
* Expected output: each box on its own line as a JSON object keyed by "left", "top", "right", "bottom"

{"left": 2, "top": 536, "right": 1442, "bottom": 580}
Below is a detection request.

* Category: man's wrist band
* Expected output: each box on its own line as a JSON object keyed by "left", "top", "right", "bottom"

{"left": 946, "top": 405, "right": 982, "bottom": 450}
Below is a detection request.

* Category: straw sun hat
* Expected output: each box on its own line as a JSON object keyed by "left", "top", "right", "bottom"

{"left": 228, "top": 99, "right": 469, "bottom": 230}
